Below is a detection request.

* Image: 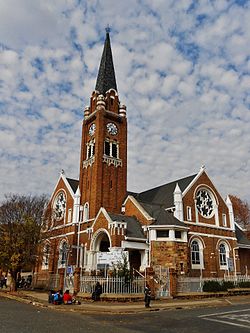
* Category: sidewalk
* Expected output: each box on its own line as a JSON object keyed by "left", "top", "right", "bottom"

{"left": 1, "top": 289, "right": 242, "bottom": 314}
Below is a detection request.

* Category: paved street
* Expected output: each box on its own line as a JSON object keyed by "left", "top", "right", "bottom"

{"left": 0, "top": 296, "right": 250, "bottom": 333}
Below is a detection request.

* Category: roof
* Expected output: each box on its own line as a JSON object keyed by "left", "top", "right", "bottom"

{"left": 95, "top": 31, "right": 117, "bottom": 94}
{"left": 66, "top": 178, "right": 79, "bottom": 194}
{"left": 138, "top": 201, "right": 186, "bottom": 227}
{"left": 235, "top": 225, "right": 250, "bottom": 248}
{"left": 109, "top": 213, "right": 146, "bottom": 239}
{"left": 134, "top": 174, "right": 197, "bottom": 208}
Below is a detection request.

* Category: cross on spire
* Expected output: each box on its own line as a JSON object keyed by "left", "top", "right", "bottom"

{"left": 105, "top": 24, "right": 110, "bottom": 34}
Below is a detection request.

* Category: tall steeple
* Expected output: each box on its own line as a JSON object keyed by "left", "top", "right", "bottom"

{"left": 95, "top": 28, "right": 117, "bottom": 94}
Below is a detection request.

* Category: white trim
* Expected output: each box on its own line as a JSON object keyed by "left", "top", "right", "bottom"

{"left": 41, "top": 242, "right": 50, "bottom": 270}
{"left": 185, "top": 220, "right": 232, "bottom": 231}
{"left": 222, "top": 213, "right": 227, "bottom": 227}
{"left": 147, "top": 224, "right": 189, "bottom": 230}
{"left": 49, "top": 223, "right": 74, "bottom": 231}
{"left": 234, "top": 221, "right": 246, "bottom": 231}
{"left": 91, "top": 207, "right": 113, "bottom": 229}
{"left": 182, "top": 168, "right": 204, "bottom": 197}
{"left": 124, "top": 236, "right": 147, "bottom": 242}
{"left": 52, "top": 189, "right": 67, "bottom": 225}
{"left": 190, "top": 238, "right": 204, "bottom": 269}
{"left": 123, "top": 195, "right": 154, "bottom": 221}
{"left": 187, "top": 206, "right": 192, "bottom": 221}
{"left": 90, "top": 228, "right": 112, "bottom": 251}
{"left": 46, "top": 231, "right": 75, "bottom": 240}
{"left": 238, "top": 244, "right": 250, "bottom": 249}
{"left": 189, "top": 231, "right": 237, "bottom": 241}
{"left": 49, "top": 173, "right": 75, "bottom": 204}
{"left": 121, "top": 240, "right": 149, "bottom": 250}
{"left": 183, "top": 168, "right": 228, "bottom": 209}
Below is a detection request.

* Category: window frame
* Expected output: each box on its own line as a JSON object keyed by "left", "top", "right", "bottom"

{"left": 219, "top": 242, "right": 229, "bottom": 270}
{"left": 187, "top": 206, "right": 192, "bottom": 221}
{"left": 42, "top": 243, "right": 50, "bottom": 270}
{"left": 190, "top": 239, "right": 204, "bottom": 269}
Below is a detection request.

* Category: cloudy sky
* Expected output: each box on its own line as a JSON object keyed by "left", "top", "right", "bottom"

{"left": 0, "top": 0, "right": 249, "bottom": 203}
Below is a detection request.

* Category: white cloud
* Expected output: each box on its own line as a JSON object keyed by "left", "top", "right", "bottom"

{"left": 0, "top": 0, "right": 249, "bottom": 203}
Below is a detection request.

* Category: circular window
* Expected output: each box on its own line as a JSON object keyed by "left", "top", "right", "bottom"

{"left": 196, "top": 189, "right": 214, "bottom": 218}
{"left": 53, "top": 192, "right": 66, "bottom": 220}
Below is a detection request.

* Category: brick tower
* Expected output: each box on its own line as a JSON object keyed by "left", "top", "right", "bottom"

{"left": 79, "top": 30, "right": 127, "bottom": 219}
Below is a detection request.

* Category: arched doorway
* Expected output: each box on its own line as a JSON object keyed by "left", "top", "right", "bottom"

{"left": 93, "top": 231, "right": 111, "bottom": 252}
{"left": 90, "top": 231, "right": 111, "bottom": 276}
{"left": 99, "top": 233, "right": 110, "bottom": 252}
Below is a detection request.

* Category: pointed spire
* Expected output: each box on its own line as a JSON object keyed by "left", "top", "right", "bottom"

{"left": 95, "top": 28, "right": 117, "bottom": 95}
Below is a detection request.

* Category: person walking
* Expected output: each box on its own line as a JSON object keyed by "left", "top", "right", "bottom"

{"left": 144, "top": 284, "right": 151, "bottom": 308}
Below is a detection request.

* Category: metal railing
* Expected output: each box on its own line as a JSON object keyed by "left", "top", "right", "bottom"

{"left": 80, "top": 276, "right": 145, "bottom": 294}
{"left": 177, "top": 275, "right": 250, "bottom": 293}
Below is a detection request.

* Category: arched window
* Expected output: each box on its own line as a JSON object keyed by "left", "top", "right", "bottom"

{"left": 190, "top": 239, "right": 204, "bottom": 269}
{"left": 58, "top": 241, "right": 68, "bottom": 267}
{"left": 42, "top": 244, "right": 50, "bottom": 270}
{"left": 219, "top": 243, "right": 228, "bottom": 267}
{"left": 83, "top": 202, "right": 89, "bottom": 222}
{"left": 191, "top": 241, "right": 200, "bottom": 265}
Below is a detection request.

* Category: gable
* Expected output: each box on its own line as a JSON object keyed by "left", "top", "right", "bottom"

{"left": 183, "top": 171, "right": 230, "bottom": 227}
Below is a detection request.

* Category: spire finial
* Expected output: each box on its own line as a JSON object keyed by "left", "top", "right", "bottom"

{"left": 105, "top": 24, "right": 110, "bottom": 34}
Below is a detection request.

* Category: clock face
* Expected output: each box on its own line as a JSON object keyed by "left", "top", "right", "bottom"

{"left": 196, "top": 189, "right": 214, "bottom": 218}
{"left": 89, "top": 123, "right": 96, "bottom": 136}
{"left": 106, "top": 122, "right": 118, "bottom": 135}
{"left": 53, "top": 192, "right": 66, "bottom": 220}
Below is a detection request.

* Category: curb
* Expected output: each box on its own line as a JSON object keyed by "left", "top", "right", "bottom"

{"left": 0, "top": 292, "right": 230, "bottom": 315}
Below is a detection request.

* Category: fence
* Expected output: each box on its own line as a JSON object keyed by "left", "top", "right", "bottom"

{"left": 177, "top": 275, "right": 250, "bottom": 293}
{"left": 80, "top": 276, "right": 145, "bottom": 294}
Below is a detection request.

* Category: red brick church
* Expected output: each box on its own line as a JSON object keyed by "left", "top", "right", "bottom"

{"left": 35, "top": 30, "right": 250, "bottom": 288}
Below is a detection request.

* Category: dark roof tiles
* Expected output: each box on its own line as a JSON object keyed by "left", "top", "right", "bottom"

{"left": 235, "top": 225, "right": 250, "bottom": 247}
{"left": 108, "top": 213, "right": 146, "bottom": 239}
{"left": 138, "top": 201, "right": 186, "bottom": 227}
{"left": 66, "top": 178, "right": 79, "bottom": 194}
{"left": 134, "top": 174, "right": 197, "bottom": 208}
{"left": 95, "top": 31, "right": 117, "bottom": 95}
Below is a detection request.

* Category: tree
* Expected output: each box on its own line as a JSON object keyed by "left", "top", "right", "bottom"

{"left": 111, "top": 254, "right": 131, "bottom": 282}
{"left": 0, "top": 194, "right": 48, "bottom": 290}
{"left": 229, "top": 195, "right": 250, "bottom": 230}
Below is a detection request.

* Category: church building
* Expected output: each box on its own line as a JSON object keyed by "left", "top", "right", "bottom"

{"left": 35, "top": 30, "right": 250, "bottom": 289}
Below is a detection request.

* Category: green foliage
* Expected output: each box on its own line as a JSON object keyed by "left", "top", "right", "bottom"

{"left": 238, "top": 281, "right": 250, "bottom": 288}
{"left": 0, "top": 194, "right": 48, "bottom": 283}
{"left": 221, "top": 280, "right": 235, "bottom": 290}
{"left": 203, "top": 280, "right": 223, "bottom": 292}
{"left": 203, "top": 279, "right": 250, "bottom": 292}
{"left": 203, "top": 280, "right": 235, "bottom": 292}
{"left": 110, "top": 254, "right": 131, "bottom": 282}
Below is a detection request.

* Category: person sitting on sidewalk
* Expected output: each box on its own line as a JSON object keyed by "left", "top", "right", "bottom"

{"left": 48, "top": 290, "right": 55, "bottom": 303}
{"left": 72, "top": 291, "right": 81, "bottom": 305}
{"left": 63, "top": 290, "right": 72, "bottom": 305}
{"left": 91, "top": 282, "right": 102, "bottom": 301}
{"left": 53, "top": 290, "right": 63, "bottom": 305}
